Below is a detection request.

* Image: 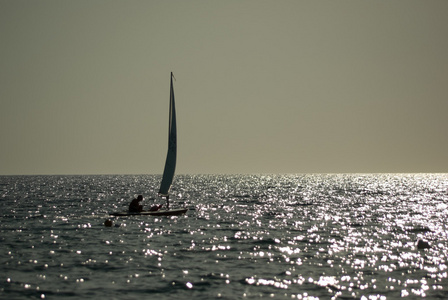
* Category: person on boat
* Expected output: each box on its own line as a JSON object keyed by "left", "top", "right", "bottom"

{"left": 129, "top": 195, "right": 144, "bottom": 212}
{"left": 149, "top": 203, "right": 163, "bottom": 211}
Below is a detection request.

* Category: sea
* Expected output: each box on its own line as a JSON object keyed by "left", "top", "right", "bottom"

{"left": 1, "top": 174, "right": 447, "bottom": 299}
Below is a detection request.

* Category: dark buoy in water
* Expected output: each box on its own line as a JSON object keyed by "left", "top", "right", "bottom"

{"left": 416, "top": 239, "right": 431, "bottom": 250}
{"left": 104, "top": 219, "right": 113, "bottom": 227}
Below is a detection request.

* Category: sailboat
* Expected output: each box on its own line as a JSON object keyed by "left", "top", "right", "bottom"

{"left": 110, "top": 72, "right": 188, "bottom": 217}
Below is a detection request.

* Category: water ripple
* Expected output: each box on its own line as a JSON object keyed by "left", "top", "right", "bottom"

{"left": 1, "top": 174, "right": 447, "bottom": 299}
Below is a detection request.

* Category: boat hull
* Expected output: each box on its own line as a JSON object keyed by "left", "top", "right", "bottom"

{"left": 109, "top": 208, "right": 188, "bottom": 217}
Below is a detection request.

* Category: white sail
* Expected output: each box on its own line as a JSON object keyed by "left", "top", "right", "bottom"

{"left": 158, "top": 72, "right": 177, "bottom": 196}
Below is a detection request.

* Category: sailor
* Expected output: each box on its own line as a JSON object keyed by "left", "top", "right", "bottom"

{"left": 149, "top": 203, "right": 163, "bottom": 211}
{"left": 129, "top": 195, "right": 144, "bottom": 212}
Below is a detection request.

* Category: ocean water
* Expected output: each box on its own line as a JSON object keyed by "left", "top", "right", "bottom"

{"left": 1, "top": 174, "right": 447, "bottom": 299}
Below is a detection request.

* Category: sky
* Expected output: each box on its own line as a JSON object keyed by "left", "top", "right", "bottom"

{"left": 1, "top": 0, "right": 447, "bottom": 175}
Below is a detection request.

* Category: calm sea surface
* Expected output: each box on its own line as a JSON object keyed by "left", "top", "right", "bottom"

{"left": 1, "top": 174, "right": 447, "bottom": 299}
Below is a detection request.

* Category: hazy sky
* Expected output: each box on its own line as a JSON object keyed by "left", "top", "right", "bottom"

{"left": 1, "top": 0, "right": 447, "bottom": 175}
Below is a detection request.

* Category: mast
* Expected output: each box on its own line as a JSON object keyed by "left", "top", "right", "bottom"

{"left": 158, "top": 72, "right": 177, "bottom": 207}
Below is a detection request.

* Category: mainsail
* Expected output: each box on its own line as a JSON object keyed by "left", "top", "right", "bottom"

{"left": 158, "top": 72, "right": 177, "bottom": 196}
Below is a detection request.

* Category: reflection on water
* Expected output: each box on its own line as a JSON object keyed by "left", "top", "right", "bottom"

{"left": 0, "top": 174, "right": 447, "bottom": 299}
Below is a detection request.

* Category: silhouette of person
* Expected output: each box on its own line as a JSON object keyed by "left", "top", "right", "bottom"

{"left": 129, "top": 195, "right": 144, "bottom": 212}
{"left": 149, "top": 203, "right": 163, "bottom": 211}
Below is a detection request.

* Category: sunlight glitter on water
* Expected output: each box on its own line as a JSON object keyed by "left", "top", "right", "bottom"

{"left": 1, "top": 174, "right": 448, "bottom": 299}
